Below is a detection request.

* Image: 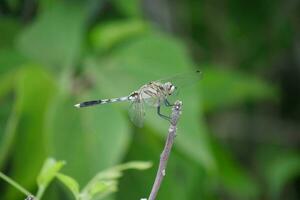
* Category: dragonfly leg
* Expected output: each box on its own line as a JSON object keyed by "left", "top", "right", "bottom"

{"left": 164, "top": 99, "right": 174, "bottom": 107}
{"left": 157, "top": 106, "right": 171, "bottom": 121}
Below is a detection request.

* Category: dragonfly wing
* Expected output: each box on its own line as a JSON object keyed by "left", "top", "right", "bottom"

{"left": 128, "top": 101, "right": 145, "bottom": 127}
{"left": 156, "top": 70, "right": 202, "bottom": 89}
{"left": 154, "top": 70, "right": 202, "bottom": 101}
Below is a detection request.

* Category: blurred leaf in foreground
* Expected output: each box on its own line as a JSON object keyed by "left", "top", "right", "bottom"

{"left": 36, "top": 158, "right": 66, "bottom": 198}
{"left": 80, "top": 161, "right": 151, "bottom": 200}
{"left": 4, "top": 66, "right": 56, "bottom": 200}
{"left": 56, "top": 161, "right": 151, "bottom": 200}
{"left": 56, "top": 173, "right": 80, "bottom": 200}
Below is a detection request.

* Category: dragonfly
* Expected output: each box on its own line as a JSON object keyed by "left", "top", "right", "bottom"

{"left": 74, "top": 70, "right": 202, "bottom": 127}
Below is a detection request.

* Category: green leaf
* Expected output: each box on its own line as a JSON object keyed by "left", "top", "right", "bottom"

{"left": 0, "top": 98, "right": 18, "bottom": 169}
{"left": 112, "top": 0, "right": 142, "bottom": 18}
{"left": 56, "top": 173, "right": 80, "bottom": 200}
{"left": 17, "top": 2, "right": 86, "bottom": 68}
{"left": 82, "top": 180, "right": 117, "bottom": 200}
{"left": 115, "top": 161, "right": 152, "bottom": 171}
{"left": 46, "top": 87, "right": 131, "bottom": 185}
{"left": 36, "top": 158, "right": 65, "bottom": 198}
{"left": 0, "top": 70, "right": 20, "bottom": 168}
{"left": 81, "top": 161, "right": 151, "bottom": 200}
{"left": 201, "top": 68, "right": 278, "bottom": 112}
{"left": 90, "top": 20, "right": 148, "bottom": 51}
{"left": 93, "top": 161, "right": 152, "bottom": 181}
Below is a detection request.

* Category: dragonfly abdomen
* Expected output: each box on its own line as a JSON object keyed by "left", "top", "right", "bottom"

{"left": 74, "top": 96, "right": 129, "bottom": 108}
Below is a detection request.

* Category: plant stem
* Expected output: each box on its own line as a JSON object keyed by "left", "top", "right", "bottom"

{"left": 147, "top": 100, "right": 182, "bottom": 200}
{"left": 0, "top": 172, "right": 32, "bottom": 197}
{"left": 35, "top": 186, "right": 46, "bottom": 200}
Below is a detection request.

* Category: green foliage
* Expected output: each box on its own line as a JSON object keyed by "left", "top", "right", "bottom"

{"left": 17, "top": 2, "right": 86, "bottom": 68}
{"left": 78, "top": 161, "right": 152, "bottom": 200}
{"left": 0, "top": 158, "right": 151, "bottom": 200}
{"left": 258, "top": 147, "right": 300, "bottom": 199}
{"left": 90, "top": 20, "right": 148, "bottom": 51}
{"left": 85, "top": 32, "right": 216, "bottom": 173}
{"left": 210, "top": 137, "right": 259, "bottom": 198}
{"left": 36, "top": 159, "right": 66, "bottom": 199}
{"left": 112, "top": 0, "right": 142, "bottom": 17}
{"left": 2, "top": 66, "right": 57, "bottom": 200}
{"left": 0, "top": 172, "right": 32, "bottom": 197}
{"left": 0, "top": 0, "right": 299, "bottom": 200}
{"left": 56, "top": 173, "right": 80, "bottom": 199}
{"left": 201, "top": 68, "right": 278, "bottom": 112}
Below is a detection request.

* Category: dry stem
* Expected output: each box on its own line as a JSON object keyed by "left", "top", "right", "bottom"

{"left": 147, "top": 100, "right": 182, "bottom": 200}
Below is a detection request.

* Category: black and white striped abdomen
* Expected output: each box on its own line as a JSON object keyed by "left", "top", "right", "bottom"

{"left": 100, "top": 96, "right": 129, "bottom": 104}
{"left": 74, "top": 96, "right": 129, "bottom": 108}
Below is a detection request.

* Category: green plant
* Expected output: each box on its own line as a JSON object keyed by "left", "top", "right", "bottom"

{"left": 0, "top": 158, "right": 151, "bottom": 200}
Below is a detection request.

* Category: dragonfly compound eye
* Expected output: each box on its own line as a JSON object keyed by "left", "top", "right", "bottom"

{"left": 168, "top": 84, "right": 176, "bottom": 95}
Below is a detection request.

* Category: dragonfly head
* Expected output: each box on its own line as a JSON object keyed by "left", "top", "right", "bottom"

{"left": 164, "top": 82, "right": 176, "bottom": 95}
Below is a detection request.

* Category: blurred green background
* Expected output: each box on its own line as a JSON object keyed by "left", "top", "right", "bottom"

{"left": 0, "top": 0, "right": 300, "bottom": 200}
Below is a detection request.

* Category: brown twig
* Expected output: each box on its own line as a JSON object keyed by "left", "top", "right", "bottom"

{"left": 147, "top": 100, "right": 183, "bottom": 200}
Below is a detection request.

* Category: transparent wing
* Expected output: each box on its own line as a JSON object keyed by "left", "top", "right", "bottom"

{"left": 142, "top": 94, "right": 162, "bottom": 107}
{"left": 156, "top": 70, "right": 202, "bottom": 89}
{"left": 128, "top": 100, "right": 145, "bottom": 127}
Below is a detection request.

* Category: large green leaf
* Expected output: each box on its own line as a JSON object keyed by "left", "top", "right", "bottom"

{"left": 85, "top": 32, "right": 215, "bottom": 171}
{"left": 17, "top": 2, "right": 86, "bottom": 68}
{"left": 4, "top": 66, "right": 56, "bottom": 200}
{"left": 46, "top": 87, "right": 131, "bottom": 185}
{"left": 79, "top": 161, "right": 151, "bottom": 200}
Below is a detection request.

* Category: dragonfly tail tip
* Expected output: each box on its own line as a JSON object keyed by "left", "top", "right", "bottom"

{"left": 74, "top": 103, "right": 81, "bottom": 108}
